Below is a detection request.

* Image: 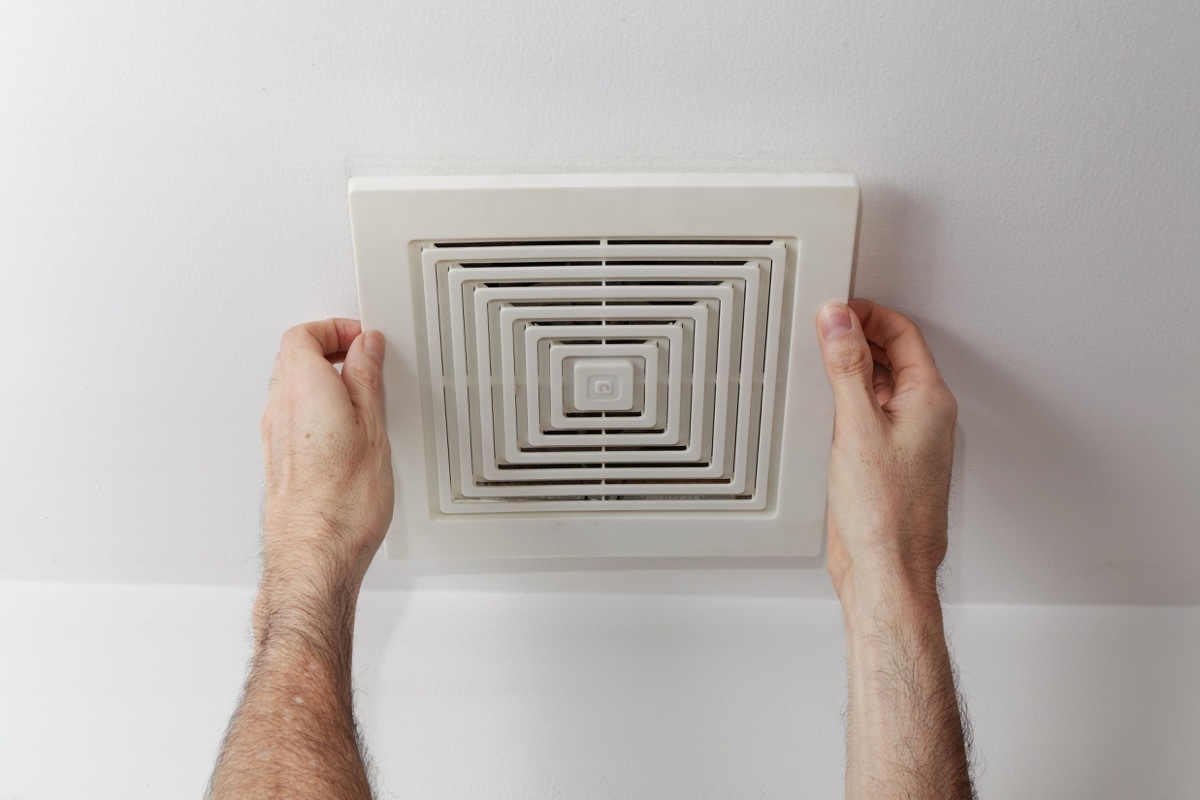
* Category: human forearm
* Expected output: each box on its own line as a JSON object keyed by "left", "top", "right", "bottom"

{"left": 816, "top": 300, "right": 973, "bottom": 798}
{"left": 210, "top": 582, "right": 371, "bottom": 799}
{"left": 211, "top": 321, "right": 392, "bottom": 797}
{"left": 841, "top": 567, "right": 973, "bottom": 800}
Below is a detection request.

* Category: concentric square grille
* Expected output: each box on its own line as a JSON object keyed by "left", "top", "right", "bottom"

{"left": 351, "top": 173, "right": 859, "bottom": 558}
{"left": 421, "top": 240, "right": 789, "bottom": 512}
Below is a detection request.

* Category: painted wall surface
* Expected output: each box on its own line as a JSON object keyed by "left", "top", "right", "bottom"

{"left": 2, "top": 585, "right": 1198, "bottom": 798}
{"left": 3, "top": 7, "right": 1197, "bottom": 796}
{"left": 1, "top": 3, "right": 1198, "bottom": 603}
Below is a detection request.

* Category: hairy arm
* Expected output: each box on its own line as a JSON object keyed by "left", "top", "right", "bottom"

{"left": 841, "top": 577, "right": 972, "bottom": 797}
{"left": 210, "top": 319, "right": 394, "bottom": 800}
{"left": 817, "top": 299, "right": 974, "bottom": 799}
{"left": 211, "top": 583, "right": 369, "bottom": 798}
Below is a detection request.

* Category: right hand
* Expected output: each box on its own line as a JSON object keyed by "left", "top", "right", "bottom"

{"left": 815, "top": 299, "right": 958, "bottom": 602}
{"left": 259, "top": 319, "right": 395, "bottom": 612}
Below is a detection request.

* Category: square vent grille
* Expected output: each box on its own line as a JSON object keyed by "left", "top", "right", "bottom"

{"left": 424, "top": 239, "right": 784, "bottom": 511}
{"left": 350, "top": 174, "right": 858, "bottom": 559}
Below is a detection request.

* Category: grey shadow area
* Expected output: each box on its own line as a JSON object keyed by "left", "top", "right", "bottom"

{"left": 921, "top": 322, "right": 1183, "bottom": 605}
{"left": 937, "top": 423, "right": 969, "bottom": 604}
{"left": 1060, "top": 607, "right": 1200, "bottom": 797}
{"left": 844, "top": 182, "right": 1190, "bottom": 605}
{"left": 949, "top": 604, "right": 1200, "bottom": 797}
{"left": 351, "top": 588, "right": 411, "bottom": 781}
{"left": 849, "top": 181, "right": 948, "bottom": 309}
{"left": 845, "top": 181, "right": 970, "bottom": 600}
{"left": 363, "top": 553, "right": 833, "bottom": 599}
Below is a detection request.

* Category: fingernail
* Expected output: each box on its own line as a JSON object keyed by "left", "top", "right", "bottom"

{"left": 819, "top": 303, "right": 853, "bottom": 340}
{"left": 363, "top": 330, "right": 385, "bottom": 361}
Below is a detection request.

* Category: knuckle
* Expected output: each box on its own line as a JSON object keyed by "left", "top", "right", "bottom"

{"left": 356, "top": 364, "right": 384, "bottom": 395}
{"left": 279, "top": 346, "right": 306, "bottom": 367}
{"left": 942, "top": 387, "right": 959, "bottom": 419}
{"left": 936, "top": 378, "right": 957, "bottom": 408}
{"left": 260, "top": 407, "right": 279, "bottom": 438}
{"left": 892, "top": 309, "right": 919, "bottom": 331}
{"left": 833, "top": 410, "right": 877, "bottom": 444}
{"left": 267, "top": 361, "right": 282, "bottom": 390}
{"left": 828, "top": 340, "right": 872, "bottom": 377}
{"left": 277, "top": 325, "right": 317, "bottom": 360}
{"left": 929, "top": 383, "right": 958, "bottom": 423}
{"left": 278, "top": 326, "right": 301, "bottom": 351}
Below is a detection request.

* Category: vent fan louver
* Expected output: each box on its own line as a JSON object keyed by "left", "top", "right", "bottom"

{"left": 349, "top": 173, "right": 859, "bottom": 559}
{"left": 422, "top": 240, "right": 787, "bottom": 512}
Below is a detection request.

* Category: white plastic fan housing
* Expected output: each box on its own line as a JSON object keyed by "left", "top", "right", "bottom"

{"left": 350, "top": 173, "right": 859, "bottom": 559}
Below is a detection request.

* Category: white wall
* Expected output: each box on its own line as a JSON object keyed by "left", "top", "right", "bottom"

{"left": 1, "top": 0, "right": 1198, "bottom": 605}
{"left": 1, "top": 3, "right": 1197, "bottom": 797}
{"left": 2, "top": 584, "right": 1198, "bottom": 799}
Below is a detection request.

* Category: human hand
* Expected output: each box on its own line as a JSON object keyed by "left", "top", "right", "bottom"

{"left": 816, "top": 299, "right": 957, "bottom": 604}
{"left": 258, "top": 319, "right": 394, "bottom": 614}
{"left": 213, "top": 319, "right": 390, "bottom": 798}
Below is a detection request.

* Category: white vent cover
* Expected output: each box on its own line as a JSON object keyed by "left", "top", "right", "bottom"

{"left": 350, "top": 174, "right": 858, "bottom": 559}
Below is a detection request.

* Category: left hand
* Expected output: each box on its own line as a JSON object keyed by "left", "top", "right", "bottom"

{"left": 259, "top": 318, "right": 394, "bottom": 603}
{"left": 815, "top": 300, "right": 957, "bottom": 604}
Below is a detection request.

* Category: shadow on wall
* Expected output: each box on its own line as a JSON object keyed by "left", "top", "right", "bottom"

{"left": 931, "top": 321, "right": 1167, "bottom": 604}
{"left": 364, "top": 553, "right": 832, "bottom": 598}
{"left": 949, "top": 604, "right": 1200, "bottom": 796}
{"left": 853, "top": 182, "right": 1188, "bottom": 605}
{"left": 352, "top": 589, "right": 411, "bottom": 751}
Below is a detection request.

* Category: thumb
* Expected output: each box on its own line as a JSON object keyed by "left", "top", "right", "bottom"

{"left": 817, "top": 302, "right": 879, "bottom": 419}
{"left": 342, "top": 330, "right": 386, "bottom": 423}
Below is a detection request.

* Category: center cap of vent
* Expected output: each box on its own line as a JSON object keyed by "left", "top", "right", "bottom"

{"left": 568, "top": 356, "right": 637, "bottom": 411}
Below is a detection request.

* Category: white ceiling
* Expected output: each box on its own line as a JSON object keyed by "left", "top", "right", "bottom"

{"left": 1, "top": 0, "right": 1196, "bottom": 604}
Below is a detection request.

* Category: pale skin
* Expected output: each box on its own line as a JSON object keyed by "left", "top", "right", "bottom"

{"left": 818, "top": 299, "right": 973, "bottom": 798}
{"left": 209, "top": 300, "right": 973, "bottom": 799}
